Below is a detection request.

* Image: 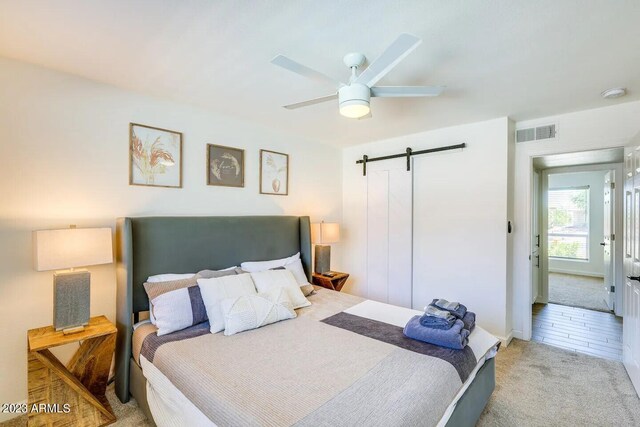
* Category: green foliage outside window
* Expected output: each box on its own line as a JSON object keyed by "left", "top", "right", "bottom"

{"left": 548, "top": 208, "right": 571, "bottom": 228}
{"left": 548, "top": 240, "right": 581, "bottom": 258}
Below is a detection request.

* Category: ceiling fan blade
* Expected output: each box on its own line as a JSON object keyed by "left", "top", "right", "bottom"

{"left": 370, "top": 86, "right": 445, "bottom": 97}
{"left": 283, "top": 93, "right": 338, "bottom": 110}
{"left": 355, "top": 33, "right": 422, "bottom": 87}
{"left": 271, "top": 55, "right": 343, "bottom": 87}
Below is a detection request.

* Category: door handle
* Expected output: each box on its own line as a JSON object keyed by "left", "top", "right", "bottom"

{"left": 627, "top": 276, "right": 640, "bottom": 282}
{"left": 600, "top": 242, "right": 606, "bottom": 246}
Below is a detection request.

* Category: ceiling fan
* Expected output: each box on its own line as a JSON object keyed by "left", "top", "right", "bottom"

{"left": 271, "top": 33, "right": 444, "bottom": 119}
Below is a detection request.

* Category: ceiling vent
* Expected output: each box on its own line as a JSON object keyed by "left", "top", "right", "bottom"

{"left": 516, "top": 124, "right": 556, "bottom": 143}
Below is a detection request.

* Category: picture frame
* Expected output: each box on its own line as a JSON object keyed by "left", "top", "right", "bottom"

{"left": 207, "top": 144, "right": 245, "bottom": 188}
{"left": 260, "top": 149, "right": 289, "bottom": 196}
{"left": 129, "top": 123, "right": 182, "bottom": 188}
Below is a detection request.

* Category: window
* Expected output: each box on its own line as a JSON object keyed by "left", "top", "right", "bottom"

{"left": 548, "top": 187, "right": 589, "bottom": 260}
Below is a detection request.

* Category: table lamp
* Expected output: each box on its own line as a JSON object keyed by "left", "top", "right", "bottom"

{"left": 310, "top": 222, "right": 340, "bottom": 274}
{"left": 33, "top": 226, "right": 113, "bottom": 334}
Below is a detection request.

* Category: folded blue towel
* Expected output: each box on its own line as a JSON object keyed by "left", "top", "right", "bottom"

{"left": 404, "top": 316, "right": 470, "bottom": 350}
{"left": 419, "top": 313, "right": 456, "bottom": 330}
{"left": 462, "top": 311, "right": 476, "bottom": 332}
{"left": 431, "top": 299, "right": 467, "bottom": 319}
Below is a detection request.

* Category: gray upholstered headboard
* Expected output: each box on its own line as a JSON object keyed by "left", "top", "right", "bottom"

{"left": 114, "top": 215, "right": 312, "bottom": 402}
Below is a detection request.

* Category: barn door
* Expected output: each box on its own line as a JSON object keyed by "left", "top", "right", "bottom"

{"left": 366, "top": 160, "right": 413, "bottom": 308}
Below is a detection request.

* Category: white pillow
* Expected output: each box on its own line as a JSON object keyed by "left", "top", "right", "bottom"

{"left": 250, "top": 270, "right": 311, "bottom": 309}
{"left": 151, "top": 286, "right": 208, "bottom": 336}
{"left": 198, "top": 274, "right": 257, "bottom": 333}
{"left": 147, "top": 273, "right": 195, "bottom": 283}
{"left": 240, "top": 252, "right": 300, "bottom": 273}
{"left": 283, "top": 259, "right": 314, "bottom": 296}
{"left": 220, "top": 287, "right": 296, "bottom": 336}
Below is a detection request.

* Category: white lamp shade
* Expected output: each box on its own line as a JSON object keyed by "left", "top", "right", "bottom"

{"left": 311, "top": 222, "right": 340, "bottom": 244}
{"left": 33, "top": 227, "right": 113, "bottom": 271}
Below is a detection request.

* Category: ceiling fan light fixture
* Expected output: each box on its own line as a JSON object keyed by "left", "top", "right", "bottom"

{"left": 339, "top": 83, "right": 371, "bottom": 119}
{"left": 340, "top": 99, "right": 370, "bottom": 119}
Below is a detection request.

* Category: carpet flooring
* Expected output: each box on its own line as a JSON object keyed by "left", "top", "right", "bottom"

{"left": 548, "top": 272, "right": 610, "bottom": 312}
{"left": 479, "top": 339, "right": 640, "bottom": 426}
{"left": 4, "top": 339, "right": 639, "bottom": 426}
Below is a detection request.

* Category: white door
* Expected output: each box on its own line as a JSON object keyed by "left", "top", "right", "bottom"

{"left": 624, "top": 147, "right": 640, "bottom": 395}
{"left": 366, "top": 160, "right": 413, "bottom": 308}
{"left": 532, "top": 170, "right": 541, "bottom": 304}
{"left": 604, "top": 172, "right": 615, "bottom": 310}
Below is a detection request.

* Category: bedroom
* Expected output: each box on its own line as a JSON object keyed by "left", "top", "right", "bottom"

{"left": 0, "top": 1, "right": 639, "bottom": 426}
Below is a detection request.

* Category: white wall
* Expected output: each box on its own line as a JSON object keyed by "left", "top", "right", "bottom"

{"left": 0, "top": 57, "right": 342, "bottom": 418}
{"left": 547, "top": 170, "right": 607, "bottom": 277}
{"left": 342, "top": 117, "right": 513, "bottom": 339}
{"left": 513, "top": 101, "right": 640, "bottom": 340}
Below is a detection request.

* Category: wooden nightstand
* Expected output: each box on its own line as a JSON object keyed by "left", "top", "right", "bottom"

{"left": 27, "top": 315, "right": 117, "bottom": 427}
{"left": 312, "top": 271, "right": 349, "bottom": 292}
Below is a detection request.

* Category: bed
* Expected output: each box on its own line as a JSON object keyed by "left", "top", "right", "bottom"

{"left": 115, "top": 216, "right": 499, "bottom": 427}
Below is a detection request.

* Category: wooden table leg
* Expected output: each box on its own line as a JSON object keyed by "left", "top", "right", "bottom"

{"left": 27, "top": 335, "right": 116, "bottom": 426}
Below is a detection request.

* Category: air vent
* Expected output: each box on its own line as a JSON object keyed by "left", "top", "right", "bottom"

{"left": 516, "top": 128, "right": 535, "bottom": 143}
{"left": 516, "top": 124, "right": 557, "bottom": 143}
{"left": 536, "top": 124, "right": 556, "bottom": 140}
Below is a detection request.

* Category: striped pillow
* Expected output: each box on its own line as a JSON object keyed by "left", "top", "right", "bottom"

{"left": 151, "top": 286, "right": 208, "bottom": 336}
{"left": 143, "top": 276, "right": 199, "bottom": 325}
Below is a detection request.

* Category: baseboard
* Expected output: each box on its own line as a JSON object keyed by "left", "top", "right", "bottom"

{"left": 511, "top": 330, "right": 524, "bottom": 340}
{"left": 496, "top": 331, "right": 514, "bottom": 347}
{"left": 0, "top": 400, "right": 27, "bottom": 422}
{"left": 548, "top": 268, "right": 604, "bottom": 278}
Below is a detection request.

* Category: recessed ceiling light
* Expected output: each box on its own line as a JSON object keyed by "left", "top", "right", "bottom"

{"left": 601, "top": 87, "right": 627, "bottom": 99}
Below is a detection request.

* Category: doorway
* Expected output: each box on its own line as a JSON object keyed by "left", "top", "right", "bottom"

{"left": 531, "top": 150, "right": 624, "bottom": 360}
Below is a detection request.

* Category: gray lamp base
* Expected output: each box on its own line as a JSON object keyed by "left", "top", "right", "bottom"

{"left": 53, "top": 270, "right": 90, "bottom": 332}
{"left": 314, "top": 245, "right": 331, "bottom": 274}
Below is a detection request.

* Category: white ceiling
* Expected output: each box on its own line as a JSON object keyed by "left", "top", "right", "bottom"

{"left": 1, "top": 1, "right": 639, "bottom": 147}
{"left": 533, "top": 148, "right": 624, "bottom": 169}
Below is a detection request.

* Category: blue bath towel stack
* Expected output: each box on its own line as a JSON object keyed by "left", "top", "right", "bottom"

{"left": 403, "top": 299, "right": 477, "bottom": 350}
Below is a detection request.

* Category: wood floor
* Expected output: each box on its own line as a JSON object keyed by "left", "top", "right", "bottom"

{"left": 532, "top": 303, "right": 622, "bottom": 361}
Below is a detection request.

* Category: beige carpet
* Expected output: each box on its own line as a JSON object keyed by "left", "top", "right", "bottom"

{"left": 4, "top": 340, "right": 639, "bottom": 426}
{"left": 548, "top": 272, "right": 610, "bottom": 312}
{"left": 479, "top": 339, "right": 640, "bottom": 426}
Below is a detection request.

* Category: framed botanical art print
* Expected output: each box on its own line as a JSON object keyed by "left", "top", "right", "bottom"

{"left": 129, "top": 123, "right": 182, "bottom": 188}
{"left": 260, "top": 149, "right": 289, "bottom": 195}
{"left": 207, "top": 144, "right": 244, "bottom": 187}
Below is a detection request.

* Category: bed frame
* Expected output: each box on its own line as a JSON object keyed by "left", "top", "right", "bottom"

{"left": 114, "top": 215, "right": 494, "bottom": 426}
